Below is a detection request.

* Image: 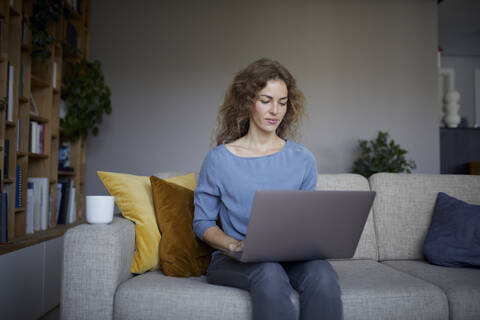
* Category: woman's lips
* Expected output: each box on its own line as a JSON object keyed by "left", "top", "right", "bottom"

{"left": 266, "top": 119, "right": 279, "bottom": 125}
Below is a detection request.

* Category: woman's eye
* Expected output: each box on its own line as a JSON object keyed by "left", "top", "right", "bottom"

{"left": 261, "top": 100, "right": 270, "bottom": 104}
{"left": 280, "top": 102, "right": 287, "bottom": 106}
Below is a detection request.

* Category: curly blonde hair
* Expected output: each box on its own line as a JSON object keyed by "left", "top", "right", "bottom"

{"left": 215, "top": 58, "right": 306, "bottom": 146}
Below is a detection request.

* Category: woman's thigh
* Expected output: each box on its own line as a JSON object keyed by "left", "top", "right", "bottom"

{"left": 281, "top": 259, "right": 340, "bottom": 292}
{"left": 206, "top": 253, "right": 291, "bottom": 291}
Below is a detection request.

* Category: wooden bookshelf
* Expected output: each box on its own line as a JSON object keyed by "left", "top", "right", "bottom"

{"left": 0, "top": 0, "right": 89, "bottom": 252}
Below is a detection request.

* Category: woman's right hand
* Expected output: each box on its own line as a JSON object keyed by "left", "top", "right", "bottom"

{"left": 227, "top": 241, "right": 245, "bottom": 253}
{"left": 202, "top": 226, "right": 244, "bottom": 253}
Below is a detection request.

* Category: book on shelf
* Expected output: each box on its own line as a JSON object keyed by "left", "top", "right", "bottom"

{"left": 56, "top": 183, "right": 62, "bottom": 219}
{"left": 19, "top": 61, "right": 24, "bottom": 97}
{"left": 48, "top": 187, "right": 54, "bottom": 228}
{"left": 15, "top": 166, "right": 22, "bottom": 208}
{"left": 2, "top": 184, "right": 10, "bottom": 243}
{"left": 27, "top": 177, "right": 48, "bottom": 231}
{"left": 26, "top": 182, "right": 34, "bottom": 234}
{"left": 52, "top": 62, "right": 57, "bottom": 88}
{"left": 4, "top": 139, "right": 9, "bottom": 179}
{"left": 66, "top": 22, "right": 78, "bottom": 50}
{"left": 0, "top": 193, "right": 7, "bottom": 243}
{"left": 7, "top": 63, "right": 14, "bottom": 121}
{"left": 57, "top": 178, "right": 75, "bottom": 224}
{"left": 17, "top": 119, "right": 21, "bottom": 151}
{"left": 29, "top": 121, "right": 45, "bottom": 154}
{"left": 66, "top": 186, "right": 76, "bottom": 224}
{"left": 0, "top": 169, "right": 7, "bottom": 243}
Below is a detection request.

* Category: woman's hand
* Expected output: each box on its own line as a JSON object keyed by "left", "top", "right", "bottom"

{"left": 227, "top": 241, "right": 245, "bottom": 253}
{"left": 202, "top": 226, "right": 244, "bottom": 253}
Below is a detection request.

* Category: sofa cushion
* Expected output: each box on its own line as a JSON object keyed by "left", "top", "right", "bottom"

{"left": 330, "top": 260, "right": 448, "bottom": 320}
{"left": 114, "top": 271, "right": 254, "bottom": 320}
{"left": 97, "top": 171, "right": 196, "bottom": 274}
{"left": 150, "top": 176, "right": 213, "bottom": 277}
{"left": 383, "top": 260, "right": 480, "bottom": 320}
{"left": 114, "top": 260, "right": 447, "bottom": 320}
{"left": 424, "top": 192, "right": 480, "bottom": 267}
{"left": 317, "top": 174, "right": 378, "bottom": 261}
{"left": 369, "top": 173, "right": 480, "bottom": 260}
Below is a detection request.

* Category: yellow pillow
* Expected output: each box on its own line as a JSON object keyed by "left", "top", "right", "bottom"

{"left": 150, "top": 176, "right": 213, "bottom": 277}
{"left": 97, "top": 171, "right": 196, "bottom": 274}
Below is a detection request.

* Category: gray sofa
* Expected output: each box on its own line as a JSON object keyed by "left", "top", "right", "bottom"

{"left": 60, "top": 173, "right": 480, "bottom": 320}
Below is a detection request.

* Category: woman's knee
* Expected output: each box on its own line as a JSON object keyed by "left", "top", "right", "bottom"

{"left": 301, "top": 261, "right": 341, "bottom": 294}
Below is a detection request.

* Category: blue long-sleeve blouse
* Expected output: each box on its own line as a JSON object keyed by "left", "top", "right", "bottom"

{"left": 193, "top": 139, "right": 318, "bottom": 242}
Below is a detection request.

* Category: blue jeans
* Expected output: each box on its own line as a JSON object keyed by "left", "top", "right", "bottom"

{"left": 206, "top": 254, "right": 344, "bottom": 320}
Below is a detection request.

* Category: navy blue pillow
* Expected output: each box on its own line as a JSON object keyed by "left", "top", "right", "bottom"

{"left": 423, "top": 192, "right": 480, "bottom": 267}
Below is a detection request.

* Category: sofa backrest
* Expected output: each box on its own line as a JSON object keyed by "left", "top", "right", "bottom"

{"left": 369, "top": 173, "right": 480, "bottom": 261}
{"left": 317, "top": 174, "right": 378, "bottom": 261}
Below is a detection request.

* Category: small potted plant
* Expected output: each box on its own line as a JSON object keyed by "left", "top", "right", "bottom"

{"left": 352, "top": 131, "right": 416, "bottom": 178}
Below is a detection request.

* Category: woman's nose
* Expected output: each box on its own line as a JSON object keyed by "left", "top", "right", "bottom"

{"left": 270, "top": 102, "right": 279, "bottom": 114}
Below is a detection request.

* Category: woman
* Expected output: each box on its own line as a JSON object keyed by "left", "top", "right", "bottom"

{"left": 193, "top": 58, "right": 343, "bottom": 320}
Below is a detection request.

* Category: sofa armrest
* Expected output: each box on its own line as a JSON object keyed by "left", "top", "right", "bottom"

{"left": 61, "top": 216, "right": 135, "bottom": 320}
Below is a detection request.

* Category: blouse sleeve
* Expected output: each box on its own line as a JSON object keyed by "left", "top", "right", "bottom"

{"left": 300, "top": 151, "right": 318, "bottom": 191}
{"left": 193, "top": 150, "right": 221, "bottom": 240}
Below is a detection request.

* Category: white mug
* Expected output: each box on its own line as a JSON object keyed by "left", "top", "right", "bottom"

{"left": 86, "top": 196, "right": 115, "bottom": 224}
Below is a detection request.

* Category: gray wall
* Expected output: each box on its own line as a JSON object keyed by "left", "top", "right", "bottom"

{"left": 87, "top": 0, "right": 439, "bottom": 196}
{"left": 442, "top": 55, "right": 480, "bottom": 127}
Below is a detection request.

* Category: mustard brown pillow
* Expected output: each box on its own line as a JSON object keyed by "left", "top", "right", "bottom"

{"left": 150, "top": 176, "right": 214, "bottom": 277}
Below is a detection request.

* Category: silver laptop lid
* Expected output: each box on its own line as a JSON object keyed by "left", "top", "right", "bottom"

{"left": 235, "top": 190, "right": 375, "bottom": 263}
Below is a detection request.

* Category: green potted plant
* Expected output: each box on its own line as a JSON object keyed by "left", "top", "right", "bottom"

{"left": 352, "top": 131, "right": 416, "bottom": 178}
{"left": 30, "top": 0, "right": 74, "bottom": 62}
{"left": 61, "top": 59, "right": 112, "bottom": 142}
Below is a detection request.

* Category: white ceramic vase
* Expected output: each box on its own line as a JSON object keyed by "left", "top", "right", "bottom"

{"left": 444, "top": 90, "right": 461, "bottom": 128}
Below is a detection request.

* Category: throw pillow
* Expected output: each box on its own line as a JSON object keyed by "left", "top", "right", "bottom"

{"left": 423, "top": 192, "right": 480, "bottom": 267}
{"left": 150, "top": 176, "right": 214, "bottom": 277}
{"left": 97, "top": 171, "right": 196, "bottom": 274}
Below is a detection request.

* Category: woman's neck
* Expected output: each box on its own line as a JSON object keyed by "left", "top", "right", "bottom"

{"left": 240, "top": 130, "right": 284, "bottom": 151}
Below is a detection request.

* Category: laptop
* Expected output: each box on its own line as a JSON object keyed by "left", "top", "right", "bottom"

{"left": 224, "top": 190, "right": 376, "bottom": 263}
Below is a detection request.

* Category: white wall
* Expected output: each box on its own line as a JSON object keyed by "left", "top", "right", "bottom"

{"left": 87, "top": 0, "right": 439, "bottom": 196}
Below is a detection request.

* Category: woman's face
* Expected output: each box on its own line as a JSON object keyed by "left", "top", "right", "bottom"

{"left": 249, "top": 79, "right": 288, "bottom": 135}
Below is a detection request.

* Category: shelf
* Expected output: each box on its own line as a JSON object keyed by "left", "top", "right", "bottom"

{"left": 31, "top": 75, "right": 50, "bottom": 89}
{"left": 19, "top": 96, "right": 29, "bottom": 104}
{"left": 15, "top": 208, "right": 25, "bottom": 213}
{"left": 50, "top": 179, "right": 57, "bottom": 185}
{"left": 6, "top": 120, "right": 16, "bottom": 128}
{"left": 53, "top": 88, "right": 60, "bottom": 95}
{"left": 0, "top": 56, "right": 5, "bottom": 63}
{"left": 17, "top": 151, "right": 27, "bottom": 157}
{"left": 30, "top": 114, "right": 49, "bottom": 123}
{"left": 59, "top": 170, "right": 76, "bottom": 177}
{"left": 4, "top": 178, "right": 14, "bottom": 184}
{"left": 0, "top": 221, "right": 85, "bottom": 255}
{"left": 29, "top": 153, "right": 49, "bottom": 159}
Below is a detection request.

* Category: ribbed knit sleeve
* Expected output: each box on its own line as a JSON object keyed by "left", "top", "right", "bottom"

{"left": 193, "top": 150, "right": 221, "bottom": 240}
